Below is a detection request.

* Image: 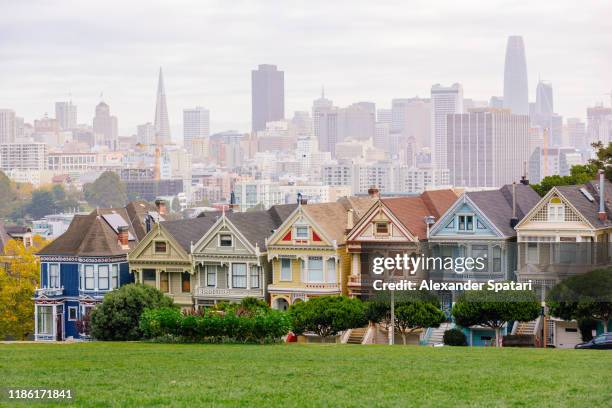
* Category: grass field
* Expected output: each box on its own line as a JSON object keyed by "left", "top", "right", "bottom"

{"left": 1, "top": 343, "right": 611, "bottom": 407}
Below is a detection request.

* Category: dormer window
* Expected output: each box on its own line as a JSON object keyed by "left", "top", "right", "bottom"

{"left": 295, "top": 226, "right": 309, "bottom": 239}
{"left": 375, "top": 222, "right": 389, "bottom": 235}
{"left": 219, "top": 234, "right": 233, "bottom": 247}
{"left": 548, "top": 198, "right": 565, "bottom": 222}
{"left": 458, "top": 215, "right": 474, "bottom": 231}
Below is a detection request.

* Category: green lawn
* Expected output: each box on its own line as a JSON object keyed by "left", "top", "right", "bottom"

{"left": 1, "top": 343, "right": 610, "bottom": 407}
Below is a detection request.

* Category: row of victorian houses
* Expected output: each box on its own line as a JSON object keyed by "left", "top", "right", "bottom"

{"left": 33, "top": 176, "right": 612, "bottom": 346}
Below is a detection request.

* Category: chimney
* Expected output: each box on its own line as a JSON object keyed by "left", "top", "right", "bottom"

{"left": 510, "top": 182, "right": 519, "bottom": 228}
{"left": 598, "top": 170, "right": 607, "bottom": 222}
{"left": 368, "top": 186, "right": 380, "bottom": 199}
{"left": 520, "top": 161, "right": 529, "bottom": 185}
{"left": 346, "top": 209, "right": 354, "bottom": 232}
{"left": 155, "top": 199, "right": 166, "bottom": 216}
{"left": 118, "top": 225, "right": 129, "bottom": 248}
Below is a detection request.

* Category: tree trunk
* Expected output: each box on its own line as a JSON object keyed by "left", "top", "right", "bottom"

{"left": 495, "top": 327, "right": 501, "bottom": 347}
{"left": 401, "top": 333, "right": 406, "bottom": 345}
{"left": 604, "top": 319, "right": 609, "bottom": 334}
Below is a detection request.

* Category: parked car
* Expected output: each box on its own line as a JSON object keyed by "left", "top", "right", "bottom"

{"left": 574, "top": 333, "right": 612, "bottom": 349}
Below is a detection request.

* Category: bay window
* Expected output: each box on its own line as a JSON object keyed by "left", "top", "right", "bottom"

{"left": 326, "top": 258, "right": 337, "bottom": 283}
{"left": 37, "top": 306, "right": 53, "bottom": 335}
{"left": 84, "top": 265, "right": 95, "bottom": 290}
{"left": 49, "top": 264, "right": 60, "bottom": 288}
{"left": 280, "top": 258, "right": 292, "bottom": 281}
{"left": 206, "top": 265, "right": 217, "bottom": 287}
{"left": 250, "top": 265, "right": 260, "bottom": 289}
{"left": 111, "top": 265, "right": 119, "bottom": 289}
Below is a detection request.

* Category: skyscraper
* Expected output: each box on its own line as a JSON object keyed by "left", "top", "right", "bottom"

{"left": 154, "top": 67, "right": 171, "bottom": 145}
{"left": 535, "top": 81, "right": 553, "bottom": 116}
{"left": 0, "top": 109, "right": 16, "bottom": 144}
{"left": 251, "top": 64, "right": 284, "bottom": 132}
{"left": 183, "top": 107, "right": 210, "bottom": 149}
{"left": 587, "top": 106, "right": 612, "bottom": 145}
{"left": 55, "top": 101, "right": 77, "bottom": 130}
{"left": 447, "top": 108, "right": 529, "bottom": 187}
{"left": 503, "top": 36, "right": 529, "bottom": 115}
{"left": 431, "top": 83, "right": 463, "bottom": 169}
{"left": 93, "top": 101, "right": 118, "bottom": 149}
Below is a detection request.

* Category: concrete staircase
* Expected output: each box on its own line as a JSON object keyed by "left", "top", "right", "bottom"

{"left": 346, "top": 327, "right": 368, "bottom": 344}
{"left": 427, "top": 322, "right": 453, "bottom": 346}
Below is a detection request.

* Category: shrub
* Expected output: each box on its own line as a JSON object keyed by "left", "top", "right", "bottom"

{"left": 90, "top": 284, "right": 174, "bottom": 341}
{"left": 443, "top": 328, "right": 467, "bottom": 346}
{"left": 288, "top": 296, "right": 367, "bottom": 338}
{"left": 140, "top": 306, "right": 291, "bottom": 343}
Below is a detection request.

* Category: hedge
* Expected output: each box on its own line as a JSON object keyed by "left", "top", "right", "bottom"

{"left": 140, "top": 307, "right": 291, "bottom": 343}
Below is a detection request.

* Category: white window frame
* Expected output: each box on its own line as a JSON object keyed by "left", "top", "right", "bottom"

{"left": 206, "top": 265, "right": 217, "bottom": 287}
{"left": 111, "top": 264, "right": 119, "bottom": 289}
{"left": 219, "top": 234, "right": 233, "bottom": 247}
{"left": 68, "top": 306, "right": 78, "bottom": 321}
{"left": 98, "top": 265, "right": 109, "bottom": 290}
{"left": 37, "top": 305, "right": 53, "bottom": 335}
{"left": 280, "top": 258, "right": 292, "bottom": 281}
{"left": 250, "top": 265, "right": 260, "bottom": 289}
{"left": 84, "top": 265, "right": 95, "bottom": 290}
{"left": 458, "top": 214, "right": 474, "bottom": 232}
{"left": 48, "top": 263, "right": 60, "bottom": 288}
{"left": 326, "top": 258, "right": 337, "bottom": 283}
{"left": 231, "top": 263, "right": 247, "bottom": 288}
{"left": 307, "top": 256, "right": 324, "bottom": 283}
{"left": 295, "top": 226, "right": 309, "bottom": 239}
{"left": 548, "top": 204, "right": 565, "bottom": 222}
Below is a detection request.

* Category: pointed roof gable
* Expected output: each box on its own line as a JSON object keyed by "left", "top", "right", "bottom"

{"left": 381, "top": 189, "right": 457, "bottom": 240}
{"left": 225, "top": 204, "right": 298, "bottom": 250}
{"left": 466, "top": 184, "right": 540, "bottom": 237}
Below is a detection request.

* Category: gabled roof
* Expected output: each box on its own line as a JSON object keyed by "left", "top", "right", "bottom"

{"left": 162, "top": 212, "right": 222, "bottom": 253}
{"left": 0, "top": 221, "right": 11, "bottom": 254}
{"left": 300, "top": 197, "right": 376, "bottom": 244}
{"left": 382, "top": 189, "right": 457, "bottom": 240}
{"left": 226, "top": 204, "right": 297, "bottom": 250}
{"left": 466, "top": 184, "right": 540, "bottom": 237}
{"left": 37, "top": 201, "right": 156, "bottom": 257}
{"left": 555, "top": 180, "right": 612, "bottom": 228}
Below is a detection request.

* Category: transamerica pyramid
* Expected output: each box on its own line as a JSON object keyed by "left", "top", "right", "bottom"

{"left": 154, "top": 67, "right": 171, "bottom": 144}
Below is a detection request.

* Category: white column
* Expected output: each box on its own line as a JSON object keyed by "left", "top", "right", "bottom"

{"left": 246, "top": 262, "right": 251, "bottom": 289}
{"left": 52, "top": 304, "right": 57, "bottom": 341}
{"left": 155, "top": 269, "right": 160, "bottom": 290}
{"left": 34, "top": 304, "right": 38, "bottom": 340}
{"left": 228, "top": 263, "right": 232, "bottom": 289}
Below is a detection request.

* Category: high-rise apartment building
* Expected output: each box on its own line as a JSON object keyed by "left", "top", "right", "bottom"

{"left": 183, "top": 107, "right": 210, "bottom": 149}
{"left": 503, "top": 36, "right": 529, "bottom": 115}
{"left": 431, "top": 84, "right": 463, "bottom": 169}
{"left": 0, "top": 109, "right": 16, "bottom": 144}
{"left": 338, "top": 102, "right": 376, "bottom": 142}
{"left": 55, "top": 101, "right": 77, "bottom": 130}
{"left": 447, "top": 108, "right": 529, "bottom": 187}
{"left": 0, "top": 142, "right": 48, "bottom": 171}
{"left": 251, "top": 64, "right": 284, "bottom": 132}
{"left": 154, "top": 68, "right": 171, "bottom": 145}
{"left": 92, "top": 101, "right": 118, "bottom": 149}
{"left": 567, "top": 118, "right": 587, "bottom": 150}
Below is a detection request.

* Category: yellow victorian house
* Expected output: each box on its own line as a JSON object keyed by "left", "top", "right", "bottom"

{"left": 128, "top": 213, "right": 220, "bottom": 310}
{"left": 266, "top": 196, "right": 373, "bottom": 310}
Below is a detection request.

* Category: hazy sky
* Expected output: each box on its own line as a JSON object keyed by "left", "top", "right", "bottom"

{"left": 1, "top": 0, "right": 611, "bottom": 140}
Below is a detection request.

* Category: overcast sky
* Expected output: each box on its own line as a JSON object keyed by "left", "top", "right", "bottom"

{"left": 1, "top": 0, "right": 610, "bottom": 139}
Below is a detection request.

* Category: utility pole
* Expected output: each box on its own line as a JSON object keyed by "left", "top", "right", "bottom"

{"left": 389, "top": 289, "right": 395, "bottom": 345}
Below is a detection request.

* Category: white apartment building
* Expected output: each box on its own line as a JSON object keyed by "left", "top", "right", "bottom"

{"left": 0, "top": 142, "right": 48, "bottom": 171}
{"left": 0, "top": 109, "right": 16, "bottom": 144}
{"left": 183, "top": 107, "right": 210, "bottom": 149}
{"left": 431, "top": 84, "right": 463, "bottom": 170}
{"left": 47, "top": 152, "right": 97, "bottom": 175}
{"left": 136, "top": 122, "right": 156, "bottom": 146}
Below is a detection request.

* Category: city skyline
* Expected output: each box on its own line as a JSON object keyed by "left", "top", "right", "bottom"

{"left": 1, "top": 0, "right": 611, "bottom": 138}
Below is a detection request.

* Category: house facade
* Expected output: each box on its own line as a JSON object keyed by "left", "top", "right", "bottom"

{"left": 346, "top": 190, "right": 458, "bottom": 300}
{"left": 266, "top": 197, "right": 373, "bottom": 310}
{"left": 34, "top": 201, "right": 158, "bottom": 341}
{"left": 191, "top": 205, "right": 295, "bottom": 307}
{"left": 515, "top": 177, "right": 612, "bottom": 346}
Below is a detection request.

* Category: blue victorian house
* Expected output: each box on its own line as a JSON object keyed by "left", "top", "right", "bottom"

{"left": 426, "top": 183, "right": 540, "bottom": 345}
{"left": 34, "top": 201, "right": 159, "bottom": 341}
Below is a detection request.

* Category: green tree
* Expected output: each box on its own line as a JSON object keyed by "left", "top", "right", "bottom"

{"left": 452, "top": 288, "right": 540, "bottom": 347}
{"left": 531, "top": 164, "right": 598, "bottom": 196}
{"left": 589, "top": 141, "right": 612, "bottom": 181}
{"left": 25, "top": 190, "right": 57, "bottom": 219}
{"left": 395, "top": 302, "right": 445, "bottom": 345}
{"left": 171, "top": 197, "right": 181, "bottom": 212}
{"left": 365, "top": 290, "right": 444, "bottom": 344}
{"left": 90, "top": 284, "right": 174, "bottom": 340}
{"left": 83, "top": 171, "right": 128, "bottom": 208}
{"left": 0, "top": 171, "right": 19, "bottom": 218}
{"left": 288, "top": 296, "right": 367, "bottom": 340}
{"left": 547, "top": 268, "right": 612, "bottom": 334}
